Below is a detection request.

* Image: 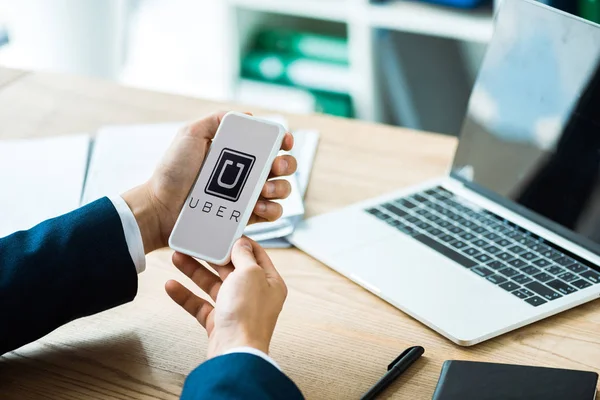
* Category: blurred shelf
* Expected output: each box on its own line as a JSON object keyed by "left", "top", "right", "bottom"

{"left": 229, "top": 0, "right": 494, "bottom": 42}
{"left": 225, "top": 0, "right": 492, "bottom": 121}
{"left": 227, "top": 0, "right": 349, "bottom": 22}
{"left": 368, "top": 1, "right": 494, "bottom": 43}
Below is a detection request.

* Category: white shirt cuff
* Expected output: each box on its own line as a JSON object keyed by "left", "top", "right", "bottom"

{"left": 223, "top": 347, "right": 281, "bottom": 371}
{"left": 109, "top": 196, "right": 146, "bottom": 274}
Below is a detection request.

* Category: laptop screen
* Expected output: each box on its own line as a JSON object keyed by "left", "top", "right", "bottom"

{"left": 451, "top": 0, "right": 600, "bottom": 254}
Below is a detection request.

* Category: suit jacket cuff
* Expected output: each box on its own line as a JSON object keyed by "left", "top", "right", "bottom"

{"left": 223, "top": 346, "right": 281, "bottom": 371}
{"left": 110, "top": 196, "right": 146, "bottom": 273}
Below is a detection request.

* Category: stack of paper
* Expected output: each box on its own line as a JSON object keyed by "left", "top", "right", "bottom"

{"left": 248, "top": 128, "right": 319, "bottom": 247}
{"left": 81, "top": 123, "right": 181, "bottom": 204}
{"left": 0, "top": 134, "right": 90, "bottom": 237}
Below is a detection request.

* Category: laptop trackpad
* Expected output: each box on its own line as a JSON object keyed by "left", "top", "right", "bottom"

{"left": 332, "top": 234, "right": 525, "bottom": 342}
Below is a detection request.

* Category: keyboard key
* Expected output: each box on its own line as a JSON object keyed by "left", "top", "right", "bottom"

{"left": 496, "top": 252, "right": 514, "bottom": 262}
{"left": 540, "top": 249, "right": 562, "bottom": 260}
{"left": 507, "top": 245, "right": 527, "bottom": 254}
{"left": 415, "top": 221, "right": 432, "bottom": 230}
{"left": 513, "top": 274, "right": 533, "bottom": 285}
{"left": 525, "top": 282, "right": 562, "bottom": 301}
{"left": 461, "top": 220, "right": 476, "bottom": 229}
{"left": 566, "top": 263, "right": 588, "bottom": 274}
{"left": 447, "top": 213, "right": 462, "bottom": 222}
{"left": 474, "top": 254, "right": 493, "bottom": 263}
{"left": 580, "top": 270, "right": 600, "bottom": 284}
{"left": 483, "top": 232, "right": 501, "bottom": 241}
{"left": 412, "top": 234, "right": 477, "bottom": 268}
{"left": 522, "top": 266, "right": 541, "bottom": 275}
{"left": 462, "top": 247, "right": 481, "bottom": 257}
{"left": 546, "top": 266, "right": 564, "bottom": 276}
{"left": 528, "top": 243, "right": 551, "bottom": 253}
{"left": 395, "top": 199, "right": 418, "bottom": 209}
{"left": 459, "top": 232, "right": 476, "bottom": 241}
{"left": 512, "top": 290, "right": 531, "bottom": 299}
{"left": 506, "top": 230, "right": 523, "bottom": 238}
{"left": 368, "top": 208, "right": 390, "bottom": 220}
{"left": 525, "top": 296, "right": 548, "bottom": 307}
{"left": 546, "top": 280, "right": 578, "bottom": 295}
{"left": 508, "top": 259, "right": 527, "bottom": 268}
{"left": 487, "top": 260, "right": 507, "bottom": 270}
{"left": 425, "top": 214, "right": 443, "bottom": 224}
{"left": 396, "top": 225, "right": 417, "bottom": 236}
{"left": 439, "top": 234, "right": 455, "bottom": 243}
{"left": 472, "top": 239, "right": 488, "bottom": 247}
{"left": 437, "top": 220, "right": 452, "bottom": 228}
{"left": 558, "top": 272, "right": 578, "bottom": 283}
{"left": 473, "top": 266, "right": 494, "bottom": 277}
{"left": 514, "top": 237, "right": 536, "bottom": 247}
{"left": 500, "top": 282, "right": 520, "bottom": 292}
{"left": 406, "top": 216, "right": 420, "bottom": 224}
{"left": 555, "top": 256, "right": 576, "bottom": 267}
{"left": 532, "top": 258, "right": 552, "bottom": 268}
{"left": 448, "top": 226, "right": 463, "bottom": 235}
{"left": 521, "top": 252, "right": 537, "bottom": 261}
{"left": 410, "top": 194, "right": 428, "bottom": 203}
{"left": 520, "top": 288, "right": 535, "bottom": 297}
{"left": 571, "top": 279, "right": 592, "bottom": 289}
{"left": 486, "top": 274, "right": 508, "bottom": 285}
{"left": 483, "top": 245, "right": 501, "bottom": 255}
{"left": 499, "top": 268, "right": 519, "bottom": 278}
{"left": 449, "top": 241, "right": 468, "bottom": 250}
{"left": 472, "top": 226, "right": 488, "bottom": 234}
{"left": 382, "top": 203, "right": 407, "bottom": 218}
{"left": 427, "top": 228, "right": 443, "bottom": 236}
{"left": 533, "top": 272, "right": 553, "bottom": 283}
{"left": 496, "top": 239, "right": 512, "bottom": 247}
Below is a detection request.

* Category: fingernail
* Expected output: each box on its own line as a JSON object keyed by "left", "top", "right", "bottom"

{"left": 280, "top": 159, "right": 289, "bottom": 171}
{"left": 266, "top": 182, "right": 275, "bottom": 195}
{"left": 240, "top": 239, "right": 252, "bottom": 250}
{"left": 256, "top": 202, "right": 267, "bottom": 213}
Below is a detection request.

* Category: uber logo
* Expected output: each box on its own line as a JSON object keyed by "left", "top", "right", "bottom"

{"left": 205, "top": 148, "right": 255, "bottom": 202}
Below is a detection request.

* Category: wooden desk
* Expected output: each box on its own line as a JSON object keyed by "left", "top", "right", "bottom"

{"left": 1, "top": 67, "right": 599, "bottom": 400}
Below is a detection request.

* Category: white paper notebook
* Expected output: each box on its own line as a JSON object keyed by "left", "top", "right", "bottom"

{"left": 81, "top": 123, "right": 181, "bottom": 204}
{"left": 0, "top": 134, "right": 90, "bottom": 237}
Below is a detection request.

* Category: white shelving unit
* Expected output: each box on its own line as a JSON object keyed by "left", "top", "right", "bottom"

{"left": 224, "top": 0, "right": 495, "bottom": 122}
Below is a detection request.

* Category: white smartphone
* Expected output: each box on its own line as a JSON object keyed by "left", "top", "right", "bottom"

{"left": 169, "top": 112, "right": 286, "bottom": 264}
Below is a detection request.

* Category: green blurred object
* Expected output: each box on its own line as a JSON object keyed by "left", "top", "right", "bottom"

{"left": 312, "top": 90, "right": 354, "bottom": 118}
{"left": 580, "top": 0, "right": 600, "bottom": 23}
{"left": 241, "top": 51, "right": 350, "bottom": 94}
{"left": 255, "top": 29, "right": 349, "bottom": 64}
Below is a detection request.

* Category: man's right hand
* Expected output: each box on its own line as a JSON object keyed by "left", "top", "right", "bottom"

{"left": 166, "top": 238, "right": 288, "bottom": 358}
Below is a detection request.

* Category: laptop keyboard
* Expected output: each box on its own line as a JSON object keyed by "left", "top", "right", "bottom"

{"left": 365, "top": 186, "right": 600, "bottom": 307}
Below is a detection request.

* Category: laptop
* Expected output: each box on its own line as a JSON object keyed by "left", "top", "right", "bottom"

{"left": 290, "top": 0, "right": 600, "bottom": 346}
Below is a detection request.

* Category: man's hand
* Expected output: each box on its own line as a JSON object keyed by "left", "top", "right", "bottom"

{"left": 122, "top": 111, "right": 297, "bottom": 253}
{"left": 166, "top": 237, "right": 287, "bottom": 357}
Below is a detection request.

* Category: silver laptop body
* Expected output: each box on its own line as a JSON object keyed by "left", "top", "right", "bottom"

{"left": 290, "top": 0, "right": 600, "bottom": 345}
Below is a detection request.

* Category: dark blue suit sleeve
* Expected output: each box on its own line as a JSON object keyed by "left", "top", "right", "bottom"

{"left": 0, "top": 197, "right": 138, "bottom": 355}
{"left": 181, "top": 353, "right": 304, "bottom": 400}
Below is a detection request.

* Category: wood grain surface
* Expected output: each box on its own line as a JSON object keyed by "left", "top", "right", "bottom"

{"left": 1, "top": 68, "right": 599, "bottom": 399}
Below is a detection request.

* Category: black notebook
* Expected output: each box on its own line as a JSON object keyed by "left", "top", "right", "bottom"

{"left": 432, "top": 360, "right": 598, "bottom": 400}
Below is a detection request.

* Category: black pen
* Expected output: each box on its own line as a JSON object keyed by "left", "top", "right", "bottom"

{"left": 360, "top": 346, "right": 425, "bottom": 400}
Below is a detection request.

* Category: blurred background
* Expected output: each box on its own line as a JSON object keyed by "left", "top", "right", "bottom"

{"left": 0, "top": 0, "right": 595, "bottom": 136}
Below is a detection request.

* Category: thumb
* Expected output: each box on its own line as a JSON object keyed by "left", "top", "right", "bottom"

{"left": 231, "top": 237, "right": 259, "bottom": 270}
{"left": 232, "top": 237, "right": 281, "bottom": 281}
